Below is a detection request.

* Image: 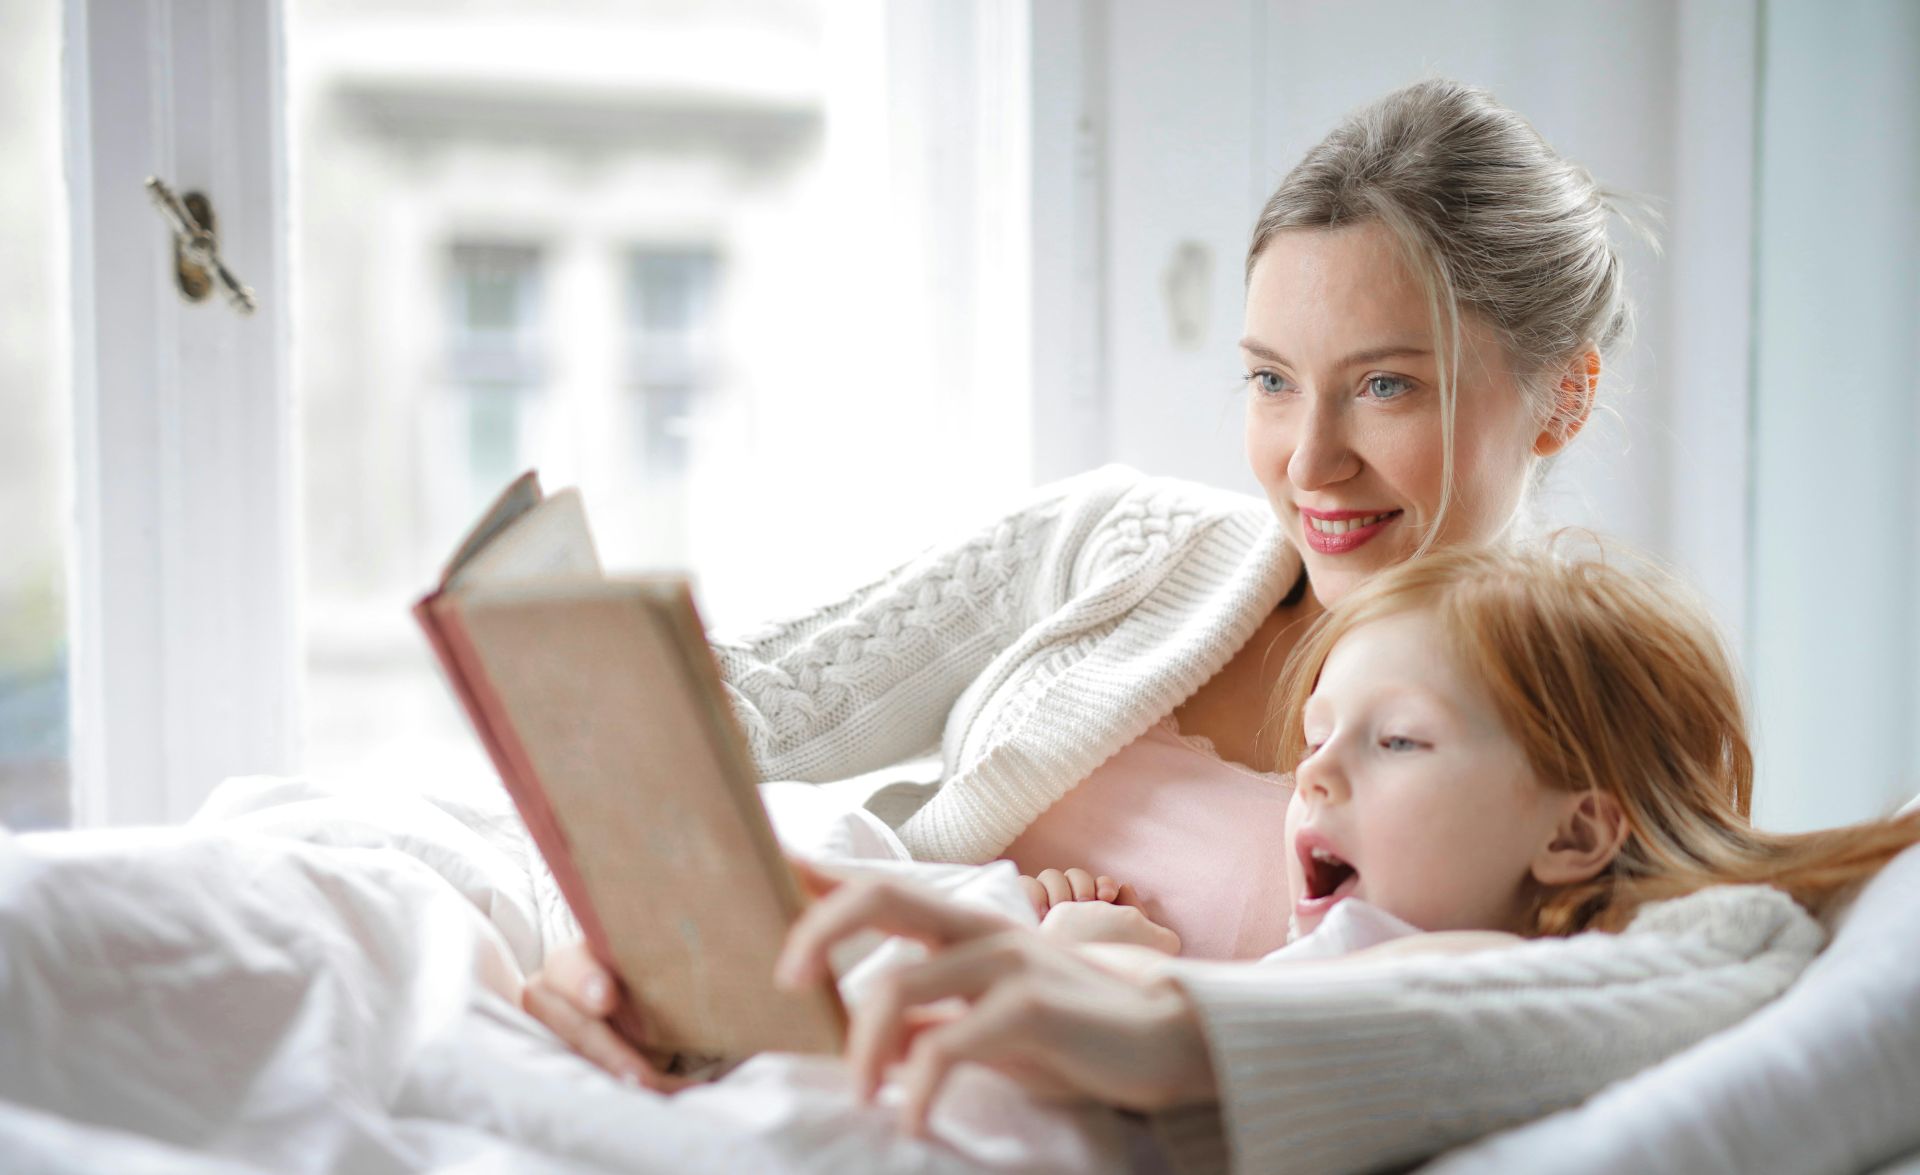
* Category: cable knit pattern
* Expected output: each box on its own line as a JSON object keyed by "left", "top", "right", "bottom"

{"left": 1153, "top": 885, "right": 1826, "bottom": 1175}
{"left": 706, "top": 465, "right": 1301, "bottom": 864}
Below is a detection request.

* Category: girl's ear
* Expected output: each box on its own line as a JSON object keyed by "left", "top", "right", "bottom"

{"left": 1532, "top": 789, "right": 1628, "bottom": 886}
{"left": 1532, "top": 349, "right": 1599, "bottom": 458}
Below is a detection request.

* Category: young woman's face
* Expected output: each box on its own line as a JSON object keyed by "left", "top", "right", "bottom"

{"left": 1283, "top": 610, "right": 1572, "bottom": 939}
{"left": 1242, "top": 222, "right": 1556, "bottom": 605}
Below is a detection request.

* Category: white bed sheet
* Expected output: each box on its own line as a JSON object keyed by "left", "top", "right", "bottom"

{"left": 0, "top": 772, "right": 1130, "bottom": 1174}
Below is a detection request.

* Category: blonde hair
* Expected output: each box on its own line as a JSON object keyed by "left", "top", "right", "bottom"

{"left": 1249, "top": 79, "right": 1642, "bottom": 548}
{"left": 1272, "top": 545, "right": 1920, "bottom": 935}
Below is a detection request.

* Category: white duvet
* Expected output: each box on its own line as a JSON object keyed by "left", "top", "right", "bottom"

{"left": 0, "top": 773, "right": 1132, "bottom": 1174}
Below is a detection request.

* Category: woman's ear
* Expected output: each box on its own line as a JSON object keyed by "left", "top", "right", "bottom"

{"left": 1532, "top": 349, "right": 1599, "bottom": 457}
{"left": 1531, "top": 788, "right": 1628, "bottom": 886}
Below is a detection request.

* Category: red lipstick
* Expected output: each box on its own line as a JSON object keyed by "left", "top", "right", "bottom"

{"left": 1298, "top": 507, "right": 1402, "bottom": 555}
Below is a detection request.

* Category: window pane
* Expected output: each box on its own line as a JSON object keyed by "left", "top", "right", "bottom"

{"left": 0, "top": 0, "right": 70, "bottom": 829}
{"left": 291, "top": 1, "right": 1031, "bottom": 780}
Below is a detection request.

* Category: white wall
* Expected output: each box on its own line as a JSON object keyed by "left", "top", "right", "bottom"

{"left": 1747, "top": 0, "right": 1920, "bottom": 829}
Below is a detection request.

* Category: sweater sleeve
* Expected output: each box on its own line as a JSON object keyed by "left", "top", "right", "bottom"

{"left": 1152, "top": 886, "right": 1825, "bottom": 1175}
{"left": 707, "top": 465, "right": 1145, "bottom": 784}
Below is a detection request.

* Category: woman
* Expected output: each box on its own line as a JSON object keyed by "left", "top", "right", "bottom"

{"left": 524, "top": 77, "right": 1626, "bottom": 1086}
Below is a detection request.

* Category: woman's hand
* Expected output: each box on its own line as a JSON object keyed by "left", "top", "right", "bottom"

{"left": 518, "top": 942, "right": 692, "bottom": 1092}
{"left": 775, "top": 861, "right": 1217, "bottom": 1136}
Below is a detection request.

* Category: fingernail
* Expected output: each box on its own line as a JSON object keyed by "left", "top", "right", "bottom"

{"left": 583, "top": 976, "right": 609, "bottom": 1007}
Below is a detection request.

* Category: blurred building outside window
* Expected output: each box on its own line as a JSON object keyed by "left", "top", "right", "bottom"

{"left": 293, "top": 1, "right": 1031, "bottom": 786}
{"left": 447, "top": 241, "right": 546, "bottom": 508}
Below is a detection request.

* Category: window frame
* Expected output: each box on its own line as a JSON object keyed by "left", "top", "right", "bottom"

{"left": 64, "top": 0, "right": 297, "bottom": 824}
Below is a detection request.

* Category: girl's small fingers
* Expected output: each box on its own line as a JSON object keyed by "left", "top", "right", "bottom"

{"left": 1116, "top": 882, "right": 1142, "bottom": 908}
{"left": 1064, "top": 868, "right": 1098, "bottom": 902}
{"left": 1018, "top": 876, "right": 1049, "bottom": 919}
{"left": 1036, "top": 869, "right": 1072, "bottom": 908}
{"left": 1095, "top": 876, "right": 1119, "bottom": 903}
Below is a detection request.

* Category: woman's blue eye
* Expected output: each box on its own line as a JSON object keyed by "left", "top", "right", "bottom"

{"left": 1245, "top": 370, "right": 1290, "bottom": 396}
{"left": 1365, "top": 375, "right": 1413, "bottom": 400}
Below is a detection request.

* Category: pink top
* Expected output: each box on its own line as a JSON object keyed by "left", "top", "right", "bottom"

{"left": 1001, "top": 716, "right": 1296, "bottom": 960}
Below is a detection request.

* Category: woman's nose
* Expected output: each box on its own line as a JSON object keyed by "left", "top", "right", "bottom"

{"left": 1287, "top": 400, "right": 1361, "bottom": 491}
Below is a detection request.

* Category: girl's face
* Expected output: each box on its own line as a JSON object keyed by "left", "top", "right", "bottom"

{"left": 1243, "top": 222, "right": 1564, "bottom": 605}
{"left": 1283, "top": 610, "right": 1575, "bottom": 939}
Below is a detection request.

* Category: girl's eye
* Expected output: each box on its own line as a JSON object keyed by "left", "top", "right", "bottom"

{"left": 1245, "top": 370, "right": 1292, "bottom": 397}
{"left": 1364, "top": 375, "right": 1413, "bottom": 401}
{"left": 1381, "top": 735, "right": 1424, "bottom": 752}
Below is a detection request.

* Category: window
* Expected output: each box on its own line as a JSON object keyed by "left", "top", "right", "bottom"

{"left": 626, "top": 247, "right": 719, "bottom": 483}
{"left": 0, "top": 1, "right": 70, "bottom": 829}
{"left": 448, "top": 242, "right": 546, "bottom": 513}
{"left": 290, "top": 1, "right": 1034, "bottom": 782}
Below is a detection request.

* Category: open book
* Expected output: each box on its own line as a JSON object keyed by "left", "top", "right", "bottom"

{"left": 413, "top": 471, "right": 848, "bottom": 1061}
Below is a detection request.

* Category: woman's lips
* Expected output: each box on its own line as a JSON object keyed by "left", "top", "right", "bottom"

{"left": 1299, "top": 508, "right": 1402, "bottom": 555}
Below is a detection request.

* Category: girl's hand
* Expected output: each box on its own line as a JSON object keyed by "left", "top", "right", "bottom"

{"left": 1040, "top": 900, "right": 1182, "bottom": 954}
{"left": 518, "top": 942, "right": 693, "bottom": 1092}
{"left": 775, "top": 861, "right": 1217, "bottom": 1136}
{"left": 1018, "top": 867, "right": 1124, "bottom": 918}
{"left": 1020, "top": 868, "right": 1180, "bottom": 953}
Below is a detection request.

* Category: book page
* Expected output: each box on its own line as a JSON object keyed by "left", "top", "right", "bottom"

{"left": 438, "top": 470, "right": 543, "bottom": 584}
{"left": 447, "top": 488, "right": 602, "bottom": 589}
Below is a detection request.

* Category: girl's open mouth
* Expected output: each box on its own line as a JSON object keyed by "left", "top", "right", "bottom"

{"left": 1296, "top": 841, "right": 1360, "bottom": 919}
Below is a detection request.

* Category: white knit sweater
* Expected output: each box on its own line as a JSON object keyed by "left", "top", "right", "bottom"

{"left": 1150, "top": 884, "right": 1826, "bottom": 1175}
{"left": 711, "top": 463, "right": 1301, "bottom": 864}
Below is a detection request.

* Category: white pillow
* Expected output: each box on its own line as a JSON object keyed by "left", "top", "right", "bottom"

{"left": 1423, "top": 822, "right": 1920, "bottom": 1175}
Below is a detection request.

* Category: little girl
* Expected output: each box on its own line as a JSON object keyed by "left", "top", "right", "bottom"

{"left": 1017, "top": 542, "right": 1920, "bottom": 962}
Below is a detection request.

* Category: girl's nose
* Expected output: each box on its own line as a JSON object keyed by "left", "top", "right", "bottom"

{"left": 1294, "top": 738, "right": 1350, "bottom": 804}
{"left": 1287, "top": 400, "right": 1362, "bottom": 491}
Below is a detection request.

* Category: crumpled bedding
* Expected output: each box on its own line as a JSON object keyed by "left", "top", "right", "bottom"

{"left": 0, "top": 773, "right": 1130, "bottom": 1174}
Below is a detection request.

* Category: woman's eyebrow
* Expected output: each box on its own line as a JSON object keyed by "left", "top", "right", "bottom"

{"left": 1239, "top": 337, "right": 1434, "bottom": 369}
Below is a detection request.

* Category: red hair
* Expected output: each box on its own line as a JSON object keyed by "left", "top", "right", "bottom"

{"left": 1272, "top": 544, "right": 1920, "bottom": 934}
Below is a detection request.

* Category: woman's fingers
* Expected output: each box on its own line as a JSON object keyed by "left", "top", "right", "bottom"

{"left": 542, "top": 941, "right": 617, "bottom": 1015}
{"left": 788, "top": 854, "right": 848, "bottom": 898}
{"left": 895, "top": 982, "right": 1046, "bottom": 1137}
{"left": 1063, "top": 868, "right": 1098, "bottom": 902}
{"left": 775, "top": 875, "right": 1015, "bottom": 991}
{"left": 521, "top": 973, "right": 687, "bottom": 1092}
{"left": 845, "top": 932, "right": 1034, "bottom": 1098}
